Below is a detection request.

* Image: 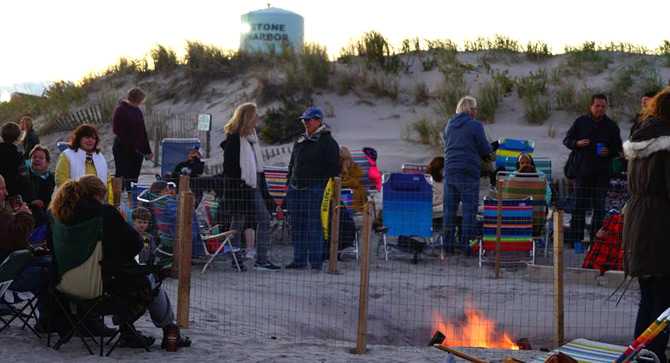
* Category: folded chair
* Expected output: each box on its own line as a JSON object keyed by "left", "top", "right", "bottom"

{"left": 0, "top": 250, "right": 41, "bottom": 338}
{"left": 379, "top": 173, "right": 443, "bottom": 263}
{"left": 200, "top": 199, "right": 240, "bottom": 273}
{"left": 479, "top": 197, "right": 535, "bottom": 267}
{"left": 264, "top": 166, "right": 290, "bottom": 242}
{"left": 49, "top": 216, "right": 169, "bottom": 356}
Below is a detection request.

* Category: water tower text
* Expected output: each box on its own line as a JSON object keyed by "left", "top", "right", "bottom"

{"left": 246, "top": 23, "right": 289, "bottom": 41}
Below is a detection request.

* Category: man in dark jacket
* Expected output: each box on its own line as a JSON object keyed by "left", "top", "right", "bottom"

{"left": 24, "top": 145, "right": 55, "bottom": 227}
{"left": 622, "top": 89, "right": 670, "bottom": 361}
{"left": 0, "top": 122, "right": 29, "bottom": 198}
{"left": 285, "top": 107, "right": 340, "bottom": 270}
{"left": 442, "top": 96, "right": 497, "bottom": 255}
{"left": 563, "top": 94, "right": 622, "bottom": 246}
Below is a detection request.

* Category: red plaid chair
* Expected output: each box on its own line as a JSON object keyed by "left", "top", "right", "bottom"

{"left": 582, "top": 211, "right": 623, "bottom": 273}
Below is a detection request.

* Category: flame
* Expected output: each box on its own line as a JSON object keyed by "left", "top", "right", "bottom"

{"left": 432, "top": 302, "right": 519, "bottom": 350}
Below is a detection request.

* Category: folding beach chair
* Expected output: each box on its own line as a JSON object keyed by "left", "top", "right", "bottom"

{"left": 199, "top": 199, "right": 240, "bottom": 273}
{"left": 0, "top": 250, "right": 41, "bottom": 338}
{"left": 264, "top": 166, "right": 289, "bottom": 242}
{"left": 479, "top": 197, "right": 535, "bottom": 267}
{"left": 351, "top": 151, "right": 375, "bottom": 192}
{"left": 401, "top": 163, "right": 428, "bottom": 175}
{"left": 495, "top": 138, "right": 535, "bottom": 169}
{"left": 338, "top": 188, "right": 360, "bottom": 259}
{"left": 160, "top": 138, "right": 201, "bottom": 177}
{"left": 499, "top": 172, "right": 549, "bottom": 248}
{"left": 49, "top": 216, "right": 169, "bottom": 356}
{"left": 379, "top": 173, "right": 443, "bottom": 263}
{"left": 504, "top": 156, "right": 552, "bottom": 181}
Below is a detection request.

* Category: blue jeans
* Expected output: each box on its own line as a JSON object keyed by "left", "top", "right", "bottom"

{"left": 287, "top": 183, "right": 325, "bottom": 268}
{"left": 9, "top": 259, "right": 50, "bottom": 315}
{"left": 443, "top": 172, "right": 479, "bottom": 253}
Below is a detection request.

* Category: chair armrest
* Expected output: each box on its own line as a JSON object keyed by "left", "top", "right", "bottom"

{"left": 203, "top": 230, "right": 237, "bottom": 241}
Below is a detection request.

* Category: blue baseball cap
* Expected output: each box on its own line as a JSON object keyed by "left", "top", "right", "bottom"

{"left": 298, "top": 107, "right": 323, "bottom": 120}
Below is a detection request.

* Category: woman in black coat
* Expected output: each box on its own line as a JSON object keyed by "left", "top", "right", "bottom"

{"left": 220, "top": 102, "right": 279, "bottom": 271}
{"left": 622, "top": 87, "right": 670, "bottom": 362}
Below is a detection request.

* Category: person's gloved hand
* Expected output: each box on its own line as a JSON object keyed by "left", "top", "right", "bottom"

{"left": 490, "top": 140, "right": 500, "bottom": 151}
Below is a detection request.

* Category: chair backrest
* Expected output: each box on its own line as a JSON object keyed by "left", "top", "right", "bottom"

{"left": 504, "top": 156, "right": 552, "bottom": 181}
{"left": 341, "top": 188, "right": 355, "bottom": 215}
{"left": 382, "top": 173, "right": 433, "bottom": 238}
{"left": 202, "top": 199, "right": 219, "bottom": 228}
{"left": 401, "top": 163, "right": 428, "bottom": 174}
{"left": 499, "top": 172, "right": 547, "bottom": 237}
{"left": 482, "top": 197, "right": 533, "bottom": 252}
{"left": 350, "top": 151, "right": 374, "bottom": 191}
{"left": 50, "top": 217, "right": 104, "bottom": 300}
{"left": 160, "top": 138, "right": 201, "bottom": 177}
{"left": 142, "top": 192, "right": 206, "bottom": 256}
{"left": 264, "top": 166, "right": 289, "bottom": 209}
{"left": 495, "top": 138, "right": 534, "bottom": 168}
{"left": 130, "top": 182, "right": 151, "bottom": 209}
{"left": 0, "top": 250, "right": 32, "bottom": 297}
{"left": 56, "top": 142, "right": 69, "bottom": 154}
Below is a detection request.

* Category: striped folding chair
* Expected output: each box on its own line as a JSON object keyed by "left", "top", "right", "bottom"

{"left": 479, "top": 197, "right": 535, "bottom": 267}
{"left": 264, "top": 166, "right": 289, "bottom": 242}
{"left": 351, "top": 151, "right": 374, "bottom": 192}
{"left": 339, "top": 188, "right": 359, "bottom": 259}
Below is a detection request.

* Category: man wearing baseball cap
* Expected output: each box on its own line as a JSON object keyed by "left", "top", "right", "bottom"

{"left": 285, "top": 107, "right": 340, "bottom": 270}
{"left": 173, "top": 146, "right": 204, "bottom": 178}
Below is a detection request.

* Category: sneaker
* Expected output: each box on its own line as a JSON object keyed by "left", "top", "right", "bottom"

{"left": 245, "top": 248, "right": 257, "bottom": 260}
{"left": 284, "top": 262, "right": 307, "bottom": 270}
{"left": 254, "top": 261, "right": 281, "bottom": 271}
{"left": 119, "top": 331, "right": 156, "bottom": 349}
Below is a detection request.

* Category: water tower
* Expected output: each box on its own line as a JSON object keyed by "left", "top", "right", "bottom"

{"left": 240, "top": 5, "right": 304, "bottom": 53}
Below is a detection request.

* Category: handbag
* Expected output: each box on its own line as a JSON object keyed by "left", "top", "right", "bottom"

{"left": 563, "top": 151, "right": 576, "bottom": 180}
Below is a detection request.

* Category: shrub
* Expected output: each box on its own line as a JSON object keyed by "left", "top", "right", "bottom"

{"left": 658, "top": 40, "right": 670, "bottom": 66}
{"left": 151, "top": 44, "right": 179, "bottom": 72}
{"left": 413, "top": 81, "right": 430, "bottom": 104}
{"left": 517, "top": 69, "right": 547, "bottom": 99}
{"left": 564, "top": 41, "right": 611, "bottom": 73}
{"left": 259, "top": 96, "right": 306, "bottom": 144}
{"left": 523, "top": 95, "right": 551, "bottom": 125}
{"left": 477, "top": 81, "right": 500, "bottom": 122}
{"left": 184, "top": 40, "right": 235, "bottom": 93}
{"left": 525, "top": 41, "right": 552, "bottom": 61}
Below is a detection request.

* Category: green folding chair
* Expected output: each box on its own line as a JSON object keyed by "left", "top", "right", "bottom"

{"left": 0, "top": 250, "right": 40, "bottom": 337}
{"left": 49, "top": 216, "right": 170, "bottom": 356}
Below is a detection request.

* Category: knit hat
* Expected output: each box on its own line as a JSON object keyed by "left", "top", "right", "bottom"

{"left": 362, "top": 147, "right": 377, "bottom": 161}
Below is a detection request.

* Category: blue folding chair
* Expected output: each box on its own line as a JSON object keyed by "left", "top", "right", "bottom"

{"left": 379, "top": 173, "right": 442, "bottom": 262}
{"left": 160, "top": 138, "right": 201, "bottom": 177}
{"left": 495, "top": 138, "right": 534, "bottom": 169}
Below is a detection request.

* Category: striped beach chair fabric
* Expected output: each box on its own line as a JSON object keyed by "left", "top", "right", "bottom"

{"left": 530, "top": 339, "right": 628, "bottom": 363}
{"left": 479, "top": 197, "right": 534, "bottom": 266}
{"left": 264, "top": 166, "right": 290, "bottom": 242}
{"left": 500, "top": 173, "right": 548, "bottom": 239}
{"left": 495, "top": 138, "right": 534, "bottom": 169}
{"left": 350, "top": 151, "right": 374, "bottom": 191}
{"left": 401, "top": 163, "right": 428, "bottom": 174}
{"left": 504, "top": 156, "right": 552, "bottom": 181}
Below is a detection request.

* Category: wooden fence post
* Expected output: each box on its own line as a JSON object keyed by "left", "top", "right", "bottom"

{"left": 171, "top": 175, "right": 190, "bottom": 278}
{"left": 175, "top": 188, "right": 194, "bottom": 328}
{"left": 328, "top": 177, "right": 342, "bottom": 274}
{"left": 494, "top": 180, "right": 504, "bottom": 279}
{"left": 553, "top": 210, "right": 564, "bottom": 348}
{"left": 153, "top": 125, "right": 160, "bottom": 168}
{"left": 355, "top": 199, "right": 373, "bottom": 354}
{"left": 111, "top": 177, "right": 123, "bottom": 207}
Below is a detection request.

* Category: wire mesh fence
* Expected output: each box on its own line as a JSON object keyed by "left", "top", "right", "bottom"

{"left": 116, "top": 170, "right": 636, "bottom": 358}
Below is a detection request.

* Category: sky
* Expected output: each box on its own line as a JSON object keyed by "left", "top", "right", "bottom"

{"left": 2, "top": 0, "right": 670, "bottom": 91}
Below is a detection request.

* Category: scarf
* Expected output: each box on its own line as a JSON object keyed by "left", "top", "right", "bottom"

{"left": 240, "top": 130, "right": 264, "bottom": 188}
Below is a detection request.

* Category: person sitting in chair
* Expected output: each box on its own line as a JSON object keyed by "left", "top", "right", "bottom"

{"left": 49, "top": 175, "right": 191, "bottom": 349}
{"left": 172, "top": 146, "right": 204, "bottom": 178}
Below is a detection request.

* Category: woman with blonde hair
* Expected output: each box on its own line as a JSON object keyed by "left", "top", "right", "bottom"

{"left": 340, "top": 146, "right": 366, "bottom": 212}
{"left": 19, "top": 116, "right": 40, "bottom": 160}
{"left": 219, "top": 102, "right": 279, "bottom": 271}
{"left": 49, "top": 175, "right": 190, "bottom": 349}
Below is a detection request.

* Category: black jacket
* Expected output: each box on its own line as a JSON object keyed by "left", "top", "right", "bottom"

{"left": 622, "top": 117, "right": 670, "bottom": 277}
{"left": 173, "top": 158, "right": 204, "bottom": 177}
{"left": 25, "top": 171, "right": 55, "bottom": 227}
{"left": 288, "top": 127, "right": 340, "bottom": 189}
{"left": 0, "top": 142, "right": 27, "bottom": 197}
{"left": 220, "top": 134, "right": 258, "bottom": 218}
{"left": 22, "top": 129, "right": 40, "bottom": 159}
{"left": 563, "top": 114, "right": 622, "bottom": 177}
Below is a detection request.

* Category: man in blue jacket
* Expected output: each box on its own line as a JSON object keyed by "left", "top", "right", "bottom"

{"left": 443, "top": 96, "right": 497, "bottom": 255}
{"left": 563, "top": 94, "right": 622, "bottom": 247}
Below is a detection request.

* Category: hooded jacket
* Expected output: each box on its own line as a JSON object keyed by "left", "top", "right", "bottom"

{"left": 112, "top": 100, "right": 152, "bottom": 155}
{"left": 443, "top": 112, "right": 493, "bottom": 178}
{"left": 622, "top": 117, "right": 670, "bottom": 277}
{"left": 288, "top": 126, "right": 340, "bottom": 189}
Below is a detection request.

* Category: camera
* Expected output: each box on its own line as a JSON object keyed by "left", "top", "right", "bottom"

{"left": 7, "top": 195, "right": 23, "bottom": 210}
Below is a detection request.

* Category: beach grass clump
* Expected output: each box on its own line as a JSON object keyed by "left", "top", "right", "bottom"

{"left": 608, "top": 58, "right": 662, "bottom": 115}
{"left": 564, "top": 41, "right": 612, "bottom": 73}
{"left": 335, "top": 67, "right": 367, "bottom": 95}
{"left": 436, "top": 65, "right": 470, "bottom": 117}
{"left": 300, "top": 42, "right": 330, "bottom": 91}
{"left": 602, "top": 42, "right": 650, "bottom": 55}
{"left": 369, "top": 74, "right": 399, "bottom": 100}
{"left": 523, "top": 95, "right": 551, "bottom": 125}
{"left": 411, "top": 114, "right": 433, "bottom": 144}
{"left": 464, "top": 35, "right": 520, "bottom": 53}
{"left": 517, "top": 69, "right": 548, "bottom": 99}
{"left": 572, "top": 86, "right": 598, "bottom": 115}
{"left": 426, "top": 38, "right": 459, "bottom": 69}
{"left": 491, "top": 69, "right": 515, "bottom": 96}
{"left": 106, "top": 56, "right": 150, "bottom": 77}
{"left": 556, "top": 81, "right": 576, "bottom": 110}
{"left": 477, "top": 80, "right": 501, "bottom": 122}
{"left": 524, "top": 41, "right": 552, "bottom": 61}
{"left": 259, "top": 96, "right": 306, "bottom": 144}
{"left": 150, "top": 44, "right": 179, "bottom": 73}
{"left": 657, "top": 40, "right": 670, "bottom": 66}
{"left": 413, "top": 81, "right": 431, "bottom": 104}
{"left": 339, "top": 31, "right": 400, "bottom": 74}
{"left": 408, "top": 114, "right": 445, "bottom": 146}
{"left": 546, "top": 120, "right": 558, "bottom": 138}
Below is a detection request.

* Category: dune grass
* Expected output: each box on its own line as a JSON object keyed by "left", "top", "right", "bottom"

{"left": 523, "top": 95, "right": 552, "bottom": 125}
{"left": 369, "top": 73, "right": 399, "bottom": 100}
{"left": 150, "top": 44, "right": 179, "bottom": 73}
{"left": 517, "top": 69, "right": 548, "bottom": 99}
{"left": 477, "top": 81, "right": 501, "bottom": 122}
{"left": 413, "top": 81, "right": 431, "bottom": 104}
{"left": 556, "top": 81, "right": 576, "bottom": 111}
{"left": 564, "top": 41, "right": 612, "bottom": 73}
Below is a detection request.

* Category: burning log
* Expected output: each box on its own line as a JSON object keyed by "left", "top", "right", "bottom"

{"left": 432, "top": 344, "right": 489, "bottom": 363}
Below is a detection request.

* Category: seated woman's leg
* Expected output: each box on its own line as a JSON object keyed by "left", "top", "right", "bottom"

{"left": 146, "top": 274, "right": 174, "bottom": 328}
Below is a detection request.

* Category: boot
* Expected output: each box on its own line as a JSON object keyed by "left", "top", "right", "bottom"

{"left": 161, "top": 323, "right": 192, "bottom": 350}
